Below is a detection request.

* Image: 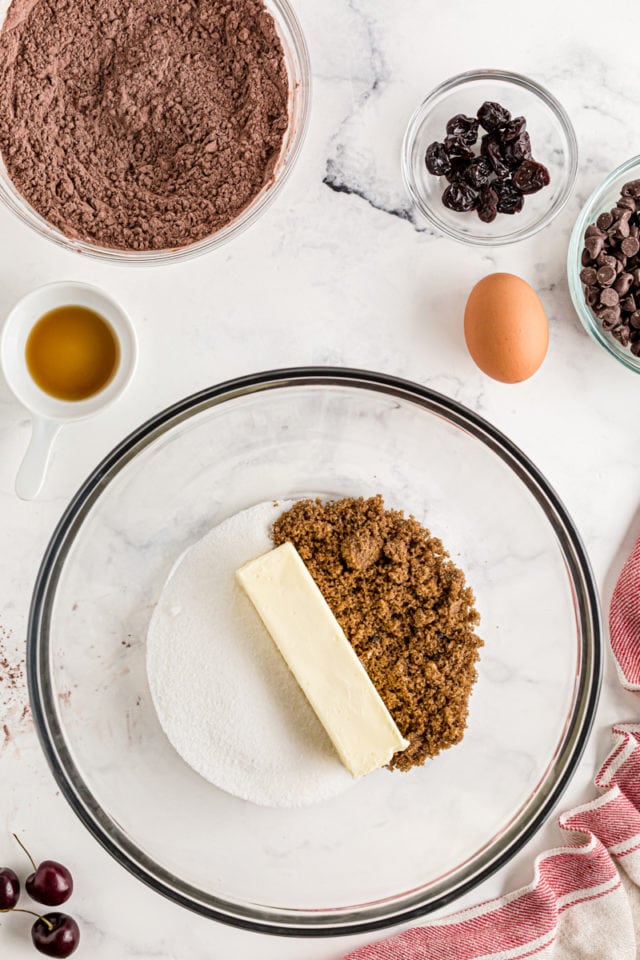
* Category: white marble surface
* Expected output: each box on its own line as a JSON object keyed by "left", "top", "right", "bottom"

{"left": 1, "top": 0, "right": 640, "bottom": 956}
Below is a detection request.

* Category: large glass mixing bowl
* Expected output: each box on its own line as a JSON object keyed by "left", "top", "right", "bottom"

{"left": 28, "top": 369, "right": 601, "bottom": 936}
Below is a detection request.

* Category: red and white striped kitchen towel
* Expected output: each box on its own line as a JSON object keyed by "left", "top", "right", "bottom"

{"left": 345, "top": 536, "right": 640, "bottom": 960}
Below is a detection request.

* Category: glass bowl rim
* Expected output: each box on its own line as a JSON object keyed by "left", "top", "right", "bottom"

{"left": 401, "top": 68, "right": 579, "bottom": 246}
{"left": 0, "top": 0, "right": 310, "bottom": 266}
{"left": 567, "top": 154, "right": 640, "bottom": 373}
{"left": 27, "top": 367, "right": 602, "bottom": 937}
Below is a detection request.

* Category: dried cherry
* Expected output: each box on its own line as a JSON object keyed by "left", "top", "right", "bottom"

{"left": 477, "top": 186, "right": 499, "bottom": 223}
{"left": 493, "top": 178, "right": 524, "bottom": 214}
{"left": 513, "top": 159, "right": 551, "bottom": 195}
{"left": 445, "top": 114, "right": 479, "bottom": 146}
{"left": 442, "top": 181, "right": 478, "bottom": 212}
{"left": 477, "top": 100, "right": 511, "bottom": 132}
{"left": 444, "top": 158, "right": 468, "bottom": 183}
{"left": 443, "top": 134, "right": 474, "bottom": 161}
{"left": 482, "top": 136, "right": 510, "bottom": 178}
{"left": 422, "top": 100, "right": 550, "bottom": 220}
{"left": 502, "top": 116, "right": 527, "bottom": 142}
{"left": 503, "top": 132, "right": 532, "bottom": 168}
{"left": 425, "top": 141, "right": 451, "bottom": 177}
{"left": 464, "top": 157, "right": 492, "bottom": 189}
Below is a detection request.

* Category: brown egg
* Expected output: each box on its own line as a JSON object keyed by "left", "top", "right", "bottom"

{"left": 464, "top": 273, "right": 549, "bottom": 383}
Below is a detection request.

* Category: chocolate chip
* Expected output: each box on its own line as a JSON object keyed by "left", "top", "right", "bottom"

{"left": 597, "top": 264, "right": 617, "bottom": 285}
{"left": 600, "top": 307, "right": 621, "bottom": 329}
{"left": 621, "top": 236, "right": 640, "bottom": 257}
{"left": 615, "top": 219, "right": 631, "bottom": 239}
{"left": 612, "top": 324, "right": 631, "bottom": 346}
{"left": 585, "top": 235, "right": 604, "bottom": 259}
{"left": 578, "top": 183, "right": 640, "bottom": 352}
{"left": 600, "top": 287, "right": 620, "bottom": 307}
{"left": 614, "top": 272, "right": 634, "bottom": 295}
{"left": 586, "top": 285, "right": 600, "bottom": 306}
{"left": 620, "top": 294, "right": 637, "bottom": 314}
{"left": 597, "top": 211, "right": 613, "bottom": 231}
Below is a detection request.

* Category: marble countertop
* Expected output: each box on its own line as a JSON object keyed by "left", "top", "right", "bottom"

{"left": 1, "top": 0, "right": 640, "bottom": 956}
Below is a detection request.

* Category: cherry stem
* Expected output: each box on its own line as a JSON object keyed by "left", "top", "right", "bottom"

{"left": 6, "top": 908, "right": 53, "bottom": 930}
{"left": 12, "top": 833, "right": 37, "bottom": 873}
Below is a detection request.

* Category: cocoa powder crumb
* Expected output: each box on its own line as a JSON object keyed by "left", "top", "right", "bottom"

{"left": 272, "top": 496, "right": 483, "bottom": 771}
{"left": 0, "top": 623, "right": 31, "bottom": 748}
{"left": 0, "top": 0, "right": 289, "bottom": 250}
{"left": 0, "top": 624, "right": 23, "bottom": 698}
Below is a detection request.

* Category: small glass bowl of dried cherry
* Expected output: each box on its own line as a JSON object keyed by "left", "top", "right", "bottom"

{"left": 568, "top": 155, "right": 640, "bottom": 374}
{"left": 402, "top": 69, "right": 577, "bottom": 245}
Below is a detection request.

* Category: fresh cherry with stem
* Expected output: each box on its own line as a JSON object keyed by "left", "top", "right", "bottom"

{"left": 5, "top": 908, "right": 80, "bottom": 958}
{"left": 13, "top": 835, "right": 73, "bottom": 907}
{"left": 0, "top": 867, "right": 20, "bottom": 910}
{"left": 31, "top": 912, "right": 80, "bottom": 958}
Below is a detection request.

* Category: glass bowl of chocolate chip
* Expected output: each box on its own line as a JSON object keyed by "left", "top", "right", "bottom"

{"left": 0, "top": 0, "right": 310, "bottom": 264}
{"left": 402, "top": 69, "right": 578, "bottom": 246}
{"left": 568, "top": 156, "right": 640, "bottom": 372}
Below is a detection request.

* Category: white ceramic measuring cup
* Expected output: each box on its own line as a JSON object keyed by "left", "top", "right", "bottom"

{"left": 1, "top": 281, "right": 137, "bottom": 500}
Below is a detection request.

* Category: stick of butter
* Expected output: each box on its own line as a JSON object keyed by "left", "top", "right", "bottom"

{"left": 236, "top": 541, "right": 409, "bottom": 778}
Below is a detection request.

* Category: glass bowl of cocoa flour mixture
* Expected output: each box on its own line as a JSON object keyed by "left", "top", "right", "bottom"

{"left": 0, "top": 0, "right": 309, "bottom": 264}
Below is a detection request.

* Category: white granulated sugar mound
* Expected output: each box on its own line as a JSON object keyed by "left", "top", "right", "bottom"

{"left": 147, "top": 500, "right": 353, "bottom": 808}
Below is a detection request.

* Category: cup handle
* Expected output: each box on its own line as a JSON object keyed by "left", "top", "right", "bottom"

{"left": 15, "top": 417, "right": 61, "bottom": 501}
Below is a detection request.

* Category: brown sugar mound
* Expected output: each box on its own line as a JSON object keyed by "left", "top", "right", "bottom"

{"left": 0, "top": 0, "right": 289, "bottom": 251}
{"left": 272, "top": 496, "right": 483, "bottom": 771}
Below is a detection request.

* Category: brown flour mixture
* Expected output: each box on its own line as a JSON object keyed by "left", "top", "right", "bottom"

{"left": 273, "top": 496, "right": 483, "bottom": 771}
{"left": 0, "top": 0, "right": 289, "bottom": 250}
